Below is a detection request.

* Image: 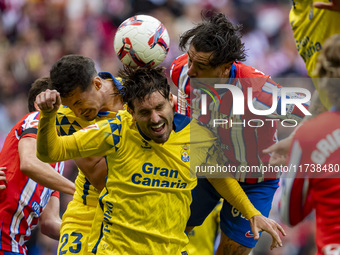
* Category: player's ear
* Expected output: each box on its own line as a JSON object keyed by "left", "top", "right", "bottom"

{"left": 222, "top": 62, "right": 233, "bottom": 77}
{"left": 93, "top": 76, "right": 102, "bottom": 91}
{"left": 34, "top": 101, "right": 40, "bottom": 111}
{"left": 169, "top": 92, "right": 174, "bottom": 109}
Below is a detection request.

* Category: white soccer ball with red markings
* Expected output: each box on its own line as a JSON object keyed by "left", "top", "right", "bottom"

{"left": 114, "top": 15, "right": 170, "bottom": 67}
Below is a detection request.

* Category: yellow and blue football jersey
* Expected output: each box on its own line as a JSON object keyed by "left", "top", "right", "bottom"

{"left": 290, "top": 0, "right": 340, "bottom": 109}
{"left": 43, "top": 110, "right": 216, "bottom": 254}
{"left": 72, "top": 111, "right": 216, "bottom": 254}
{"left": 37, "top": 107, "right": 260, "bottom": 254}
{"left": 56, "top": 106, "right": 118, "bottom": 255}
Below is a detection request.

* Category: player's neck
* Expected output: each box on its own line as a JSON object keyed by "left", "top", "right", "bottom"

{"left": 100, "top": 80, "right": 124, "bottom": 112}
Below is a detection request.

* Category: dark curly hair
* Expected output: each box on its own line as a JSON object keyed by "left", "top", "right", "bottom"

{"left": 179, "top": 11, "right": 246, "bottom": 67}
{"left": 28, "top": 76, "right": 51, "bottom": 112}
{"left": 118, "top": 66, "right": 170, "bottom": 110}
{"left": 50, "top": 55, "right": 97, "bottom": 98}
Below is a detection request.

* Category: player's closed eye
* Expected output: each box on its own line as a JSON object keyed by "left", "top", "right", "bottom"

{"left": 138, "top": 110, "right": 150, "bottom": 117}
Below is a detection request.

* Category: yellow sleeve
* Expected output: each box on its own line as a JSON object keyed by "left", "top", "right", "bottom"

{"left": 207, "top": 178, "right": 261, "bottom": 220}
{"left": 37, "top": 111, "right": 82, "bottom": 163}
{"left": 37, "top": 111, "right": 116, "bottom": 163}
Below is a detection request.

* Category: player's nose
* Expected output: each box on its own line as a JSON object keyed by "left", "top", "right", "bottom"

{"left": 150, "top": 110, "right": 161, "bottom": 123}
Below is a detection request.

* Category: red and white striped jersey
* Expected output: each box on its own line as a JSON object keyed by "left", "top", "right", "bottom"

{"left": 170, "top": 53, "right": 308, "bottom": 183}
{"left": 0, "top": 111, "right": 63, "bottom": 255}
{"left": 281, "top": 110, "right": 340, "bottom": 255}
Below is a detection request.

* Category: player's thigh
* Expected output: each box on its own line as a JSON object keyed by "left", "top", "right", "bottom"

{"left": 216, "top": 232, "right": 252, "bottom": 255}
{"left": 219, "top": 179, "right": 279, "bottom": 249}
{"left": 57, "top": 200, "right": 96, "bottom": 255}
{"left": 187, "top": 177, "right": 221, "bottom": 227}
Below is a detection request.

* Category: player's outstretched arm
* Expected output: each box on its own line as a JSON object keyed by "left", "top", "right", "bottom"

{"left": 262, "top": 136, "right": 292, "bottom": 166}
{"left": 36, "top": 89, "right": 114, "bottom": 164}
{"left": 207, "top": 177, "right": 261, "bottom": 220}
{"left": 36, "top": 89, "right": 82, "bottom": 163}
{"left": 0, "top": 167, "right": 7, "bottom": 190}
{"left": 18, "top": 137, "right": 75, "bottom": 195}
{"left": 208, "top": 178, "right": 285, "bottom": 249}
{"left": 314, "top": 0, "right": 340, "bottom": 11}
{"left": 250, "top": 215, "right": 286, "bottom": 250}
{"left": 40, "top": 195, "right": 62, "bottom": 240}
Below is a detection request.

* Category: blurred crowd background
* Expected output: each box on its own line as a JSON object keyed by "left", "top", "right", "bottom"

{"left": 0, "top": 0, "right": 316, "bottom": 254}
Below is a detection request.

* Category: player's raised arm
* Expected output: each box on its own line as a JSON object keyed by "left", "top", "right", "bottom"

{"left": 207, "top": 177, "right": 260, "bottom": 220}
{"left": 36, "top": 89, "right": 82, "bottom": 163}
{"left": 36, "top": 89, "right": 117, "bottom": 163}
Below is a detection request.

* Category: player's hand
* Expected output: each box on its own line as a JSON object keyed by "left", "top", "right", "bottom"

{"left": 249, "top": 215, "right": 286, "bottom": 250}
{"left": 263, "top": 136, "right": 293, "bottom": 166}
{"left": 314, "top": 0, "right": 340, "bottom": 12}
{"left": 36, "top": 89, "right": 61, "bottom": 114}
{"left": 0, "top": 167, "right": 7, "bottom": 190}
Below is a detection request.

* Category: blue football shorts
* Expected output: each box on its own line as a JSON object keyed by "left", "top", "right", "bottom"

{"left": 187, "top": 177, "right": 279, "bottom": 248}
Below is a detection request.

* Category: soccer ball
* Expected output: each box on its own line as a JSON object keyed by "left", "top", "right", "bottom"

{"left": 114, "top": 15, "right": 170, "bottom": 67}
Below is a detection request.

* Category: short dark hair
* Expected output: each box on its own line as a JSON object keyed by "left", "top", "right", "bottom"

{"left": 28, "top": 76, "right": 51, "bottom": 112}
{"left": 179, "top": 12, "right": 246, "bottom": 67}
{"left": 50, "top": 55, "right": 97, "bottom": 98}
{"left": 118, "top": 66, "right": 170, "bottom": 110}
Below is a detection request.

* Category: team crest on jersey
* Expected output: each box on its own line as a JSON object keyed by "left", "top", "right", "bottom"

{"left": 181, "top": 144, "right": 190, "bottom": 162}
{"left": 141, "top": 139, "right": 151, "bottom": 149}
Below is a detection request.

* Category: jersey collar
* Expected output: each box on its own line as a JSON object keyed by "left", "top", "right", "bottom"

{"left": 227, "top": 63, "right": 237, "bottom": 84}
{"left": 98, "top": 72, "right": 124, "bottom": 93}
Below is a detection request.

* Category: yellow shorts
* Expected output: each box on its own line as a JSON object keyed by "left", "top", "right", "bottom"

{"left": 84, "top": 203, "right": 104, "bottom": 255}
{"left": 57, "top": 199, "right": 97, "bottom": 255}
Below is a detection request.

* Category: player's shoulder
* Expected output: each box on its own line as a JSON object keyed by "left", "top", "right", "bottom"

{"left": 22, "top": 111, "right": 40, "bottom": 121}
{"left": 170, "top": 53, "right": 188, "bottom": 85}
{"left": 57, "top": 105, "right": 75, "bottom": 118}
{"left": 99, "top": 110, "right": 132, "bottom": 129}
{"left": 56, "top": 105, "right": 88, "bottom": 135}
{"left": 20, "top": 111, "right": 40, "bottom": 129}
{"left": 186, "top": 117, "right": 216, "bottom": 142}
{"left": 234, "top": 62, "right": 269, "bottom": 78}
{"left": 173, "top": 113, "right": 191, "bottom": 133}
{"left": 171, "top": 53, "right": 188, "bottom": 68}
{"left": 295, "top": 111, "right": 340, "bottom": 140}
{"left": 234, "top": 62, "right": 279, "bottom": 90}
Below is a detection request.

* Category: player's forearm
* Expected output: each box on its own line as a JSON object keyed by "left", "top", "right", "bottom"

{"left": 37, "top": 111, "right": 81, "bottom": 163}
{"left": 207, "top": 177, "right": 261, "bottom": 220}
{"left": 21, "top": 160, "right": 75, "bottom": 195}
{"left": 19, "top": 138, "right": 75, "bottom": 195}
{"left": 40, "top": 196, "right": 62, "bottom": 240}
{"left": 40, "top": 216, "right": 61, "bottom": 240}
